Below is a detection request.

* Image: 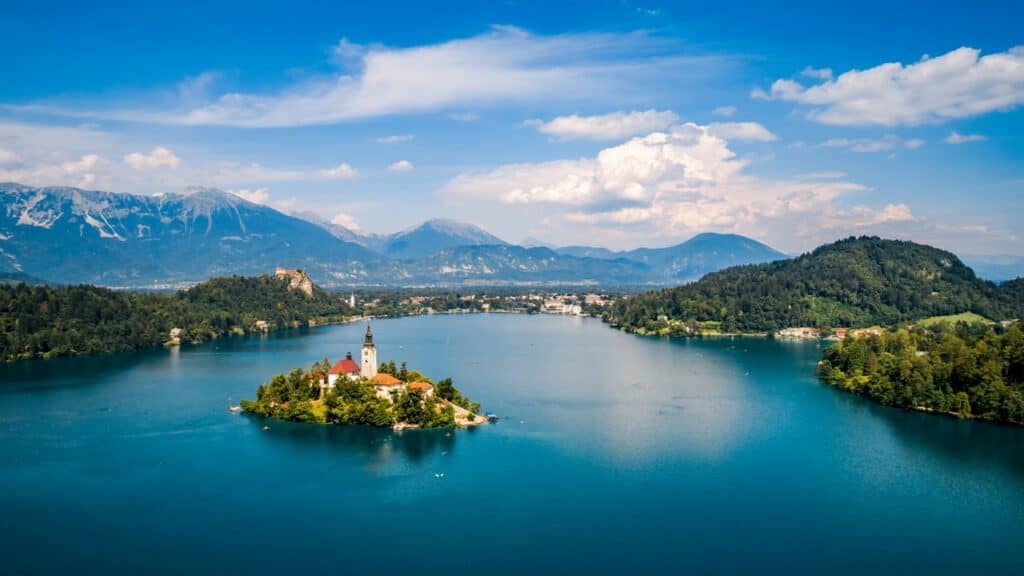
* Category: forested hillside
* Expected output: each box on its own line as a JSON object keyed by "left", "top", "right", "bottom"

{"left": 819, "top": 322, "right": 1024, "bottom": 425}
{"left": 609, "top": 237, "right": 1022, "bottom": 334}
{"left": 0, "top": 275, "right": 351, "bottom": 361}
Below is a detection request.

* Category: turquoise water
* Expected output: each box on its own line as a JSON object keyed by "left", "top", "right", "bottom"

{"left": 1, "top": 314, "right": 1023, "bottom": 574}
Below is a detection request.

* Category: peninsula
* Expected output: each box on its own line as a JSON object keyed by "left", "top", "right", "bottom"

{"left": 240, "top": 325, "right": 488, "bottom": 429}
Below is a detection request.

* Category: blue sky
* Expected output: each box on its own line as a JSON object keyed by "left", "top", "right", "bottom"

{"left": 1, "top": 0, "right": 1022, "bottom": 255}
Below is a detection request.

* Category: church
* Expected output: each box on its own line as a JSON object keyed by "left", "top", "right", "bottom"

{"left": 320, "top": 325, "right": 433, "bottom": 401}
{"left": 326, "top": 325, "right": 378, "bottom": 388}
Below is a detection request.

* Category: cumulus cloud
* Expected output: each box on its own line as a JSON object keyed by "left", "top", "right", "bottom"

{"left": 330, "top": 211, "right": 362, "bottom": 230}
{"left": 526, "top": 109, "right": 679, "bottom": 140}
{"left": 712, "top": 106, "right": 736, "bottom": 117}
{"left": 376, "top": 134, "right": 415, "bottom": 144}
{"left": 319, "top": 162, "right": 358, "bottom": 179}
{"left": 228, "top": 187, "right": 269, "bottom": 204}
{"left": 388, "top": 159, "right": 414, "bottom": 172}
{"left": 444, "top": 122, "right": 887, "bottom": 241}
{"left": 755, "top": 46, "right": 1024, "bottom": 126}
{"left": 943, "top": 131, "right": 987, "bottom": 144}
{"left": 123, "top": 146, "right": 181, "bottom": 170}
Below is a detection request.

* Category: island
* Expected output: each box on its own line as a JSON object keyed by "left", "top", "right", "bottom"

{"left": 240, "top": 325, "right": 489, "bottom": 429}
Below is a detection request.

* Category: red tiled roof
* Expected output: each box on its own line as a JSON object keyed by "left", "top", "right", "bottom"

{"left": 408, "top": 381, "right": 432, "bottom": 392}
{"left": 329, "top": 357, "right": 361, "bottom": 374}
{"left": 372, "top": 373, "right": 402, "bottom": 387}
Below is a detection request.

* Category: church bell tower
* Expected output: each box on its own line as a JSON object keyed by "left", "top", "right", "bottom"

{"left": 361, "top": 325, "right": 378, "bottom": 378}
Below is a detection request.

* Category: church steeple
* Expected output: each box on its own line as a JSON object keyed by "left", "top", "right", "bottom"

{"left": 360, "top": 324, "right": 377, "bottom": 378}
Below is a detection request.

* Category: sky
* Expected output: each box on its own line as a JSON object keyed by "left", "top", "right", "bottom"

{"left": 1, "top": 0, "right": 1022, "bottom": 255}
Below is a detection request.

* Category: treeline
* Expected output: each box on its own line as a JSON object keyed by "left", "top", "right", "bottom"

{"left": 818, "top": 322, "right": 1024, "bottom": 425}
{"left": 240, "top": 359, "right": 477, "bottom": 428}
{"left": 609, "top": 237, "right": 1022, "bottom": 334}
{"left": 0, "top": 275, "right": 351, "bottom": 361}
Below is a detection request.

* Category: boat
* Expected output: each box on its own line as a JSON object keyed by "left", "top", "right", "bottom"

{"left": 263, "top": 425, "right": 270, "bottom": 431}
{"left": 228, "top": 405, "right": 242, "bottom": 413}
{"left": 485, "top": 413, "right": 500, "bottom": 422}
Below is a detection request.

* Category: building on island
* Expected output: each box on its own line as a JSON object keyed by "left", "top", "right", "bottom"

{"left": 408, "top": 381, "right": 434, "bottom": 398}
{"left": 372, "top": 373, "right": 404, "bottom": 400}
{"left": 319, "top": 325, "right": 434, "bottom": 403}
{"left": 320, "top": 325, "right": 379, "bottom": 397}
{"left": 361, "top": 325, "right": 378, "bottom": 378}
{"left": 327, "top": 352, "right": 361, "bottom": 386}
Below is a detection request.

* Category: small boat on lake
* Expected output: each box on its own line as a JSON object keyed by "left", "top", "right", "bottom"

{"left": 228, "top": 405, "right": 242, "bottom": 413}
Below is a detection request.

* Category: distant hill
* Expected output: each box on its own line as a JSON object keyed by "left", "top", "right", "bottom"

{"left": 0, "top": 273, "right": 352, "bottom": 361}
{"left": 609, "top": 236, "right": 1023, "bottom": 334}
{"left": 557, "top": 232, "right": 786, "bottom": 281}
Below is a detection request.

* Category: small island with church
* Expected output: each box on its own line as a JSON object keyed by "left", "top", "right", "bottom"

{"left": 239, "top": 325, "right": 490, "bottom": 429}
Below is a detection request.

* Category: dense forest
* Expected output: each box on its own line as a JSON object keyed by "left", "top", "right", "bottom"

{"left": 240, "top": 358, "right": 480, "bottom": 428}
{"left": 0, "top": 275, "right": 351, "bottom": 361}
{"left": 818, "top": 322, "right": 1024, "bottom": 425}
{"left": 608, "top": 237, "right": 1023, "bottom": 335}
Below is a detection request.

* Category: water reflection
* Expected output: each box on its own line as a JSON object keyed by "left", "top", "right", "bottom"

{"left": 243, "top": 414, "right": 463, "bottom": 465}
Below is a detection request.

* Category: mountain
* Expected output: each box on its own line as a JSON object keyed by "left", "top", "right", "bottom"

{"left": 1, "top": 182, "right": 795, "bottom": 287}
{"left": 0, "top": 183, "right": 378, "bottom": 286}
{"left": 387, "top": 245, "right": 651, "bottom": 285}
{"left": 557, "top": 233, "right": 786, "bottom": 281}
{"left": 382, "top": 218, "right": 507, "bottom": 260}
{"left": 962, "top": 254, "right": 1024, "bottom": 283}
{"left": 609, "top": 236, "right": 1023, "bottom": 334}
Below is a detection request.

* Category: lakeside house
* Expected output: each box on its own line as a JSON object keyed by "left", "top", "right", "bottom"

{"left": 776, "top": 327, "right": 821, "bottom": 339}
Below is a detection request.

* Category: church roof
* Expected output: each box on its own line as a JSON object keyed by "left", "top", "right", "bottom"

{"left": 329, "top": 357, "right": 360, "bottom": 374}
{"left": 371, "top": 373, "right": 402, "bottom": 387}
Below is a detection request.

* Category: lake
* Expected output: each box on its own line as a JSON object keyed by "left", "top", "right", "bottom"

{"left": 1, "top": 313, "right": 1023, "bottom": 574}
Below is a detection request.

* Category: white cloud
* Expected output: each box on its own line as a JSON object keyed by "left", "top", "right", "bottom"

{"left": 821, "top": 134, "right": 923, "bottom": 153}
{"left": 376, "top": 134, "right": 415, "bottom": 144}
{"left": 56, "top": 27, "right": 695, "bottom": 127}
{"left": 228, "top": 187, "right": 269, "bottom": 204}
{"left": 123, "top": 146, "right": 181, "bottom": 170}
{"left": 712, "top": 106, "right": 736, "bottom": 117}
{"left": 444, "top": 122, "right": 881, "bottom": 242}
{"left": 943, "top": 131, "right": 987, "bottom": 144}
{"left": 388, "top": 159, "right": 414, "bottom": 172}
{"left": 330, "top": 211, "right": 362, "bottom": 230}
{"left": 527, "top": 109, "right": 679, "bottom": 140}
{"left": 319, "top": 162, "right": 358, "bottom": 179}
{"left": 706, "top": 122, "right": 777, "bottom": 142}
{"left": 0, "top": 148, "right": 22, "bottom": 166}
{"left": 756, "top": 46, "right": 1024, "bottom": 125}
{"left": 448, "top": 112, "right": 479, "bottom": 122}
{"left": 866, "top": 203, "right": 915, "bottom": 224}
{"left": 801, "top": 66, "right": 833, "bottom": 80}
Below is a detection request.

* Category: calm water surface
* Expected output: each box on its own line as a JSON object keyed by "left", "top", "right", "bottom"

{"left": 1, "top": 314, "right": 1022, "bottom": 574}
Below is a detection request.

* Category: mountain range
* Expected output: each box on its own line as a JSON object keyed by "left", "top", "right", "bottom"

{"left": 0, "top": 182, "right": 813, "bottom": 287}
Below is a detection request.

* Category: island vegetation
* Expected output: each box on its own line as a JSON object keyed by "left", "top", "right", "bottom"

{"left": 818, "top": 321, "right": 1024, "bottom": 425}
{"left": 0, "top": 272, "right": 351, "bottom": 361}
{"left": 607, "top": 237, "right": 1023, "bottom": 336}
{"left": 240, "top": 359, "right": 483, "bottom": 429}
